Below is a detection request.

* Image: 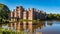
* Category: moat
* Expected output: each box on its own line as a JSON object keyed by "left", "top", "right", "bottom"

{"left": 0, "top": 20, "right": 60, "bottom": 34}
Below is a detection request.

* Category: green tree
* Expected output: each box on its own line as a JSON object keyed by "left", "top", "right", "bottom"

{"left": 0, "top": 3, "right": 10, "bottom": 19}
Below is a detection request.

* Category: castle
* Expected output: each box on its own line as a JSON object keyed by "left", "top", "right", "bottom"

{"left": 10, "top": 6, "right": 46, "bottom": 21}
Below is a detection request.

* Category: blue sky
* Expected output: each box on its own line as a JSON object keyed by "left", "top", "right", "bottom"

{"left": 0, "top": 0, "right": 60, "bottom": 14}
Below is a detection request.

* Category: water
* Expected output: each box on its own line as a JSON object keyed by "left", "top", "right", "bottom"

{"left": 0, "top": 20, "right": 60, "bottom": 34}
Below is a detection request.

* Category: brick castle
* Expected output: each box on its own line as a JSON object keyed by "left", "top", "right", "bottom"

{"left": 10, "top": 6, "right": 46, "bottom": 21}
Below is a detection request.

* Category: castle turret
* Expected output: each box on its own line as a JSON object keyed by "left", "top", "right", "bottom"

{"left": 23, "top": 10, "right": 27, "bottom": 20}
{"left": 28, "top": 8, "right": 35, "bottom": 20}
{"left": 16, "top": 6, "right": 20, "bottom": 18}
{"left": 11, "top": 11, "right": 14, "bottom": 21}
{"left": 13, "top": 9, "right": 17, "bottom": 18}
{"left": 16, "top": 6, "right": 24, "bottom": 19}
{"left": 13, "top": 9, "right": 17, "bottom": 21}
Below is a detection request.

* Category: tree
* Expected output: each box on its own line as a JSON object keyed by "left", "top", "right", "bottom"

{"left": 0, "top": 3, "right": 10, "bottom": 19}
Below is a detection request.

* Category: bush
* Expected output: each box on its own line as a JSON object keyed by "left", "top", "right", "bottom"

{"left": 0, "top": 28, "right": 26, "bottom": 34}
{"left": 4, "top": 20, "right": 10, "bottom": 23}
{"left": 0, "top": 18, "right": 2, "bottom": 23}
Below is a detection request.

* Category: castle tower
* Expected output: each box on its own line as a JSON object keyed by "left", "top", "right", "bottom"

{"left": 13, "top": 9, "right": 17, "bottom": 21}
{"left": 11, "top": 12, "right": 14, "bottom": 21}
{"left": 37, "top": 10, "right": 40, "bottom": 19}
{"left": 16, "top": 6, "right": 20, "bottom": 18}
{"left": 14, "top": 9, "right": 17, "bottom": 18}
{"left": 28, "top": 8, "right": 34, "bottom": 20}
{"left": 23, "top": 10, "right": 27, "bottom": 20}
{"left": 16, "top": 6, "right": 24, "bottom": 19}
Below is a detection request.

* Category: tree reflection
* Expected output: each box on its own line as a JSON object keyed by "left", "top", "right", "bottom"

{"left": 47, "top": 21, "right": 53, "bottom": 26}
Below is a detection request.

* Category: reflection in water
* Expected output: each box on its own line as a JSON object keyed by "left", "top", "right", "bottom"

{"left": 47, "top": 21, "right": 53, "bottom": 26}
{"left": 7, "top": 21, "right": 45, "bottom": 34}
{"left": 23, "top": 21, "right": 27, "bottom": 30}
{"left": 28, "top": 21, "right": 33, "bottom": 34}
{"left": 1, "top": 21, "right": 60, "bottom": 34}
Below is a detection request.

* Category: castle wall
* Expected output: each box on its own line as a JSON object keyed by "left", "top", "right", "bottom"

{"left": 10, "top": 6, "right": 46, "bottom": 21}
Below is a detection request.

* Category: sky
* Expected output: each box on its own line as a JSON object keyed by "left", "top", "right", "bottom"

{"left": 0, "top": 0, "right": 60, "bottom": 14}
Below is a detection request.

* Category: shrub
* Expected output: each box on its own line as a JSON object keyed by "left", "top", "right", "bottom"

{"left": 0, "top": 28, "right": 26, "bottom": 34}
{"left": 4, "top": 20, "right": 10, "bottom": 23}
{"left": 0, "top": 18, "right": 2, "bottom": 23}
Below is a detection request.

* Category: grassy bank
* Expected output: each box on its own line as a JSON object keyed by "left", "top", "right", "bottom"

{"left": 19, "top": 19, "right": 40, "bottom": 22}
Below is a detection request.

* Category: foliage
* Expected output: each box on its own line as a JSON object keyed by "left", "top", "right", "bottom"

{"left": 3, "top": 20, "right": 10, "bottom": 23}
{"left": 0, "top": 28, "right": 26, "bottom": 34}
{"left": 0, "top": 18, "right": 2, "bottom": 22}
{"left": 0, "top": 3, "right": 10, "bottom": 19}
{"left": 46, "top": 13, "right": 60, "bottom": 20}
{"left": 19, "top": 19, "right": 40, "bottom": 22}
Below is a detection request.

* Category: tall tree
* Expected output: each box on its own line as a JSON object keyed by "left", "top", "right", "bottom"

{"left": 0, "top": 3, "right": 10, "bottom": 19}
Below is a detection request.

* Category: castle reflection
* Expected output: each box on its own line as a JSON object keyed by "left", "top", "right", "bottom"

{"left": 0, "top": 21, "right": 60, "bottom": 34}
{"left": 7, "top": 21, "right": 45, "bottom": 34}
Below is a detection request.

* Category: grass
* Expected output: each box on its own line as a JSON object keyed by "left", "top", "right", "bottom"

{"left": 19, "top": 19, "right": 40, "bottom": 22}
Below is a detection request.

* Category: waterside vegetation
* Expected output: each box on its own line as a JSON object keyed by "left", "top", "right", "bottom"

{"left": 0, "top": 28, "right": 26, "bottom": 34}
{"left": 46, "top": 13, "right": 60, "bottom": 20}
